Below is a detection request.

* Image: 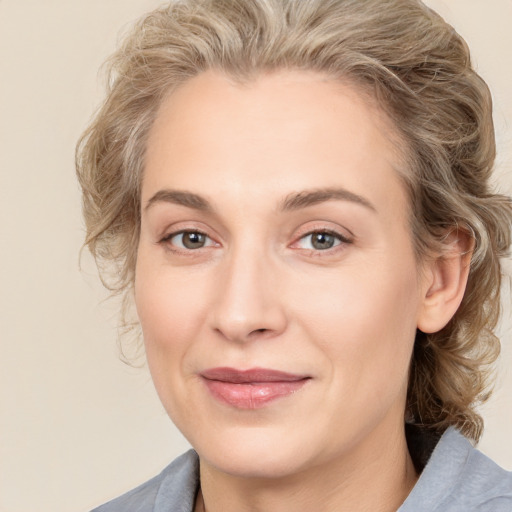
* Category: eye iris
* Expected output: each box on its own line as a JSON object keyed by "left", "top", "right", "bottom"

{"left": 182, "top": 232, "right": 206, "bottom": 249}
{"left": 311, "top": 232, "right": 335, "bottom": 250}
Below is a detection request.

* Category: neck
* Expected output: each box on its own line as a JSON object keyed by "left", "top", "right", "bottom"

{"left": 197, "top": 423, "right": 418, "bottom": 512}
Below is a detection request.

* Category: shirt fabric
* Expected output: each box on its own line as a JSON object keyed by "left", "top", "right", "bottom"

{"left": 91, "top": 427, "right": 512, "bottom": 511}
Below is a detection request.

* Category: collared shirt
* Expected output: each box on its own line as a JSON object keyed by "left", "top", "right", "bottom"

{"left": 91, "top": 428, "right": 512, "bottom": 511}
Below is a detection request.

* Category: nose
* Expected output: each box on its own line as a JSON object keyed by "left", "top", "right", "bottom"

{"left": 209, "top": 247, "right": 288, "bottom": 343}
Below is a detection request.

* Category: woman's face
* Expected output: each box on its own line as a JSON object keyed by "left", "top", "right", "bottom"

{"left": 136, "top": 70, "right": 433, "bottom": 477}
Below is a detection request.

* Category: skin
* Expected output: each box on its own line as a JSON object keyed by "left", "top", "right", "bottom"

{"left": 135, "top": 70, "right": 470, "bottom": 512}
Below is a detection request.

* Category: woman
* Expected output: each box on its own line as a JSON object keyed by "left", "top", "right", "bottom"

{"left": 76, "top": 0, "right": 512, "bottom": 510}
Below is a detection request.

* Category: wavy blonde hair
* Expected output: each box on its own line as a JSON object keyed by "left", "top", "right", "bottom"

{"left": 76, "top": 0, "right": 512, "bottom": 441}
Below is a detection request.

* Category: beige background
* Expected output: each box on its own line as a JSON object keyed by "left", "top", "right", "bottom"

{"left": 0, "top": 1, "right": 511, "bottom": 511}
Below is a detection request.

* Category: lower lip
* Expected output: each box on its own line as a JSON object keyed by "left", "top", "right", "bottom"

{"left": 203, "top": 379, "right": 309, "bottom": 409}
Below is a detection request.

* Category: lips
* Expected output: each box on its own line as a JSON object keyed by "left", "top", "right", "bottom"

{"left": 200, "top": 367, "right": 310, "bottom": 409}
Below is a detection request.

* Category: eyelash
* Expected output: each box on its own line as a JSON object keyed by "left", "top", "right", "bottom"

{"left": 293, "top": 229, "right": 353, "bottom": 253}
{"left": 159, "top": 229, "right": 216, "bottom": 252}
{"left": 159, "top": 228, "right": 352, "bottom": 255}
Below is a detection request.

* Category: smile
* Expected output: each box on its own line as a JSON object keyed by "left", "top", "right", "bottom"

{"left": 200, "top": 367, "right": 311, "bottom": 409}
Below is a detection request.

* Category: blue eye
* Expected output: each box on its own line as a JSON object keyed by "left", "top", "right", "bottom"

{"left": 298, "top": 231, "right": 348, "bottom": 250}
{"left": 164, "top": 231, "right": 214, "bottom": 250}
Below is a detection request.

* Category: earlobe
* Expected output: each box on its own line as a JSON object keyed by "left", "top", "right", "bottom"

{"left": 417, "top": 229, "right": 474, "bottom": 334}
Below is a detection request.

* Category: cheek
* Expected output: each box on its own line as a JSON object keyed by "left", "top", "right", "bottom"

{"left": 133, "top": 253, "right": 215, "bottom": 427}
{"left": 134, "top": 252, "right": 209, "bottom": 371}
{"left": 296, "top": 259, "right": 420, "bottom": 391}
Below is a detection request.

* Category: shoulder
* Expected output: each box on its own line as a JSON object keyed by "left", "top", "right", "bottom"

{"left": 400, "top": 428, "right": 512, "bottom": 512}
{"left": 90, "top": 450, "right": 199, "bottom": 512}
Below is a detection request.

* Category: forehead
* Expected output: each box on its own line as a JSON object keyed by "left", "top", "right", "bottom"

{"left": 143, "top": 69, "right": 408, "bottom": 216}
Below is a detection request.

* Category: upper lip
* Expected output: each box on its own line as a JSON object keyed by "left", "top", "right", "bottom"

{"left": 200, "top": 367, "right": 310, "bottom": 383}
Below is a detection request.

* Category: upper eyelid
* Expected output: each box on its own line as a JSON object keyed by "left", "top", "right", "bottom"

{"left": 161, "top": 230, "right": 220, "bottom": 252}
{"left": 159, "top": 230, "right": 219, "bottom": 254}
{"left": 156, "top": 222, "right": 354, "bottom": 245}
{"left": 292, "top": 223, "right": 354, "bottom": 242}
{"left": 161, "top": 228, "right": 209, "bottom": 241}
{"left": 299, "top": 229, "right": 351, "bottom": 242}
{"left": 157, "top": 219, "right": 220, "bottom": 241}
{"left": 293, "top": 232, "right": 352, "bottom": 250}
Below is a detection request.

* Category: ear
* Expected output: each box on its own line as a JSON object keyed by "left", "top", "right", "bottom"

{"left": 417, "top": 229, "right": 474, "bottom": 334}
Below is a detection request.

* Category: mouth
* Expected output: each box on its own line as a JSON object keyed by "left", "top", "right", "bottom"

{"left": 200, "top": 367, "right": 311, "bottom": 409}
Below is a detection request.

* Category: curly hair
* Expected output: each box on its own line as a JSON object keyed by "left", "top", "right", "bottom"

{"left": 76, "top": 0, "right": 512, "bottom": 441}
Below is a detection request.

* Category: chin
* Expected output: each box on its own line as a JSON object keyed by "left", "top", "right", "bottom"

{"left": 193, "top": 427, "right": 318, "bottom": 479}
{"left": 203, "top": 448, "right": 312, "bottom": 479}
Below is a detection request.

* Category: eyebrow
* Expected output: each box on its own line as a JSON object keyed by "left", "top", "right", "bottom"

{"left": 145, "top": 189, "right": 212, "bottom": 212}
{"left": 144, "top": 187, "right": 376, "bottom": 213}
{"left": 279, "top": 188, "right": 376, "bottom": 213}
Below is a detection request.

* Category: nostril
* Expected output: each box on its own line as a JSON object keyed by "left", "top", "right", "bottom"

{"left": 248, "top": 328, "right": 269, "bottom": 337}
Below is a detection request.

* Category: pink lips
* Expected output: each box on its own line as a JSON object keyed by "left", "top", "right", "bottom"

{"left": 201, "top": 367, "right": 310, "bottom": 409}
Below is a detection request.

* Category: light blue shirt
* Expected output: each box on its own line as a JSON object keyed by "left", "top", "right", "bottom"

{"left": 92, "top": 428, "right": 512, "bottom": 511}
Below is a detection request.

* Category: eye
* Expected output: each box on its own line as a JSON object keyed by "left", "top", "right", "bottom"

{"left": 296, "top": 231, "right": 350, "bottom": 251}
{"left": 162, "top": 230, "right": 215, "bottom": 250}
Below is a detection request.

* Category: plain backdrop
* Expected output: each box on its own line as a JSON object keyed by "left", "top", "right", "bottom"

{"left": 0, "top": 1, "right": 511, "bottom": 511}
